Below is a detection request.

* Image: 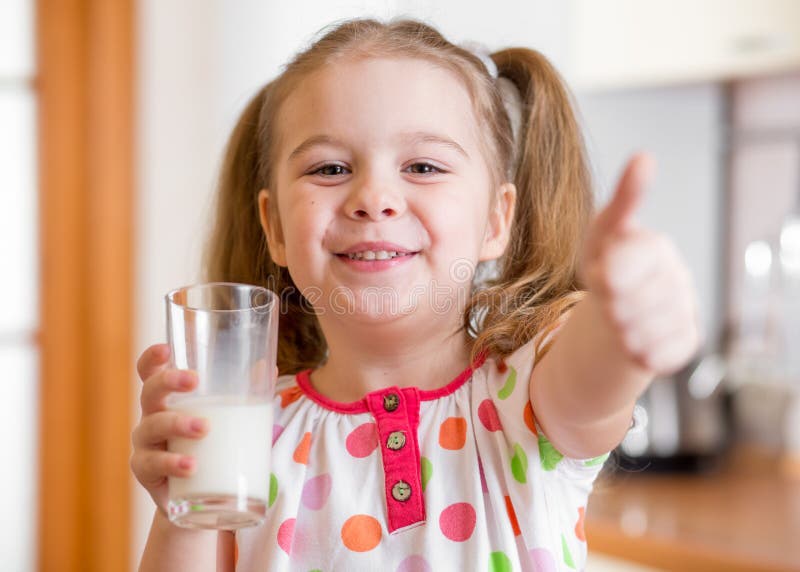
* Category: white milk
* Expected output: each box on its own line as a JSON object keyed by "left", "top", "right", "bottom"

{"left": 167, "top": 395, "right": 273, "bottom": 504}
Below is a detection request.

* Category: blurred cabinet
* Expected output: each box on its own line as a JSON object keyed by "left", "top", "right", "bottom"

{"left": 568, "top": 0, "right": 800, "bottom": 90}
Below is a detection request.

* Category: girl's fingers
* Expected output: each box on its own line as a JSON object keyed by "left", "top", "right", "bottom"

{"left": 132, "top": 410, "right": 208, "bottom": 449}
{"left": 593, "top": 154, "right": 652, "bottom": 239}
{"left": 621, "top": 312, "right": 685, "bottom": 356}
{"left": 602, "top": 231, "right": 673, "bottom": 294}
{"left": 609, "top": 263, "right": 692, "bottom": 327}
{"left": 137, "top": 343, "right": 171, "bottom": 382}
{"left": 140, "top": 368, "right": 197, "bottom": 416}
{"left": 582, "top": 153, "right": 656, "bottom": 264}
{"left": 621, "top": 316, "right": 700, "bottom": 374}
{"left": 131, "top": 450, "right": 196, "bottom": 486}
{"left": 584, "top": 236, "right": 653, "bottom": 298}
{"left": 637, "top": 327, "right": 700, "bottom": 375}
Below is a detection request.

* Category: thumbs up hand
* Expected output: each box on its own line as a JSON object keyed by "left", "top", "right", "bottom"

{"left": 578, "top": 153, "right": 702, "bottom": 376}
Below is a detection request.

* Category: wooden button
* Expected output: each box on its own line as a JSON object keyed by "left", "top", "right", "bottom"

{"left": 383, "top": 393, "right": 399, "bottom": 412}
{"left": 386, "top": 431, "right": 406, "bottom": 450}
{"left": 391, "top": 480, "right": 412, "bottom": 502}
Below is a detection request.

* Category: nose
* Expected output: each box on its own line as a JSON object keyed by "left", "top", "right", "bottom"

{"left": 344, "top": 176, "right": 405, "bottom": 221}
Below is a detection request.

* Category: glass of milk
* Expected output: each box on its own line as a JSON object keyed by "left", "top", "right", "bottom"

{"left": 164, "top": 282, "right": 278, "bottom": 530}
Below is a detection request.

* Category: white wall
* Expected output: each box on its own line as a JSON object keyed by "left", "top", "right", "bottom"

{"left": 133, "top": 1, "right": 722, "bottom": 568}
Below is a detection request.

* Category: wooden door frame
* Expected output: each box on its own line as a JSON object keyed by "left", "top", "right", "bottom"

{"left": 37, "top": 0, "right": 134, "bottom": 570}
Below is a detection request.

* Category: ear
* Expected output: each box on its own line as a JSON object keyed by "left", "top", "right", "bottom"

{"left": 257, "top": 189, "right": 287, "bottom": 267}
{"left": 479, "top": 182, "right": 516, "bottom": 261}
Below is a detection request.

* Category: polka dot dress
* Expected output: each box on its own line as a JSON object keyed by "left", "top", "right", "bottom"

{"left": 234, "top": 331, "right": 609, "bottom": 571}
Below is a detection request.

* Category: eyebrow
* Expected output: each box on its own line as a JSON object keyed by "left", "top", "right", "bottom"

{"left": 286, "top": 131, "right": 470, "bottom": 161}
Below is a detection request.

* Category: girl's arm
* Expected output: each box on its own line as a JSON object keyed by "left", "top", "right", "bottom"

{"left": 530, "top": 292, "right": 652, "bottom": 459}
{"left": 530, "top": 154, "right": 701, "bottom": 460}
{"left": 139, "top": 508, "right": 229, "bottom": 572}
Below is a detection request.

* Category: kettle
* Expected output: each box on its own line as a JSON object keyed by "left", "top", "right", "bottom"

{"left": 615, "top": 353, "right": 733, "bottom": 472}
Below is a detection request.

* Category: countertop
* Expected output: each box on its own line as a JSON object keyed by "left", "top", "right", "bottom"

{"left": 584, "top": 447, "right": 800, "bottom": 571}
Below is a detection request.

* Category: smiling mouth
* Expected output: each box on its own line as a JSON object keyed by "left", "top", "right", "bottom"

{"left": 336, "top": 249, "right": 418, "bottom": 261}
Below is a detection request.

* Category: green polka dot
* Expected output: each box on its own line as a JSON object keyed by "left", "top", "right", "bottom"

{"left": 497, "top": 367, "right": 517, "bottom": 399}
{"left": 584, "top": 452, "right": 610, "bottom": 467}
{"left": 190, "top": 504, "right": 203, "bottom": 512}
{"left": 562, "top": 533, "right": 576, "bottom": 569}
{"left": 268, "top": 473, "right": 278, "bottom": 508}
{"left": 489, "top": 550, "right": 512, "bottom": 572}
{"left": 538, "top": 434, "right": 564, "bottom": 471}
{"left": 308, "top": 569, "right": 322, "bottom": 572}
{"left": 421, "top": 456, "right": 433, "bottom": 492}
{"left": 510, "top": 443, "right": 528, "bottom": 484}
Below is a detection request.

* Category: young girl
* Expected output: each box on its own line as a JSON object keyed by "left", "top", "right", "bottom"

{"left": 132, "top": 17, "right": 700, "bottom": 572}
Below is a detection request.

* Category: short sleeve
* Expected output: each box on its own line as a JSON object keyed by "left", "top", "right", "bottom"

{"left": 476, "top": 321, "right": 612, "bottom": 570}
{"left": 485, "top": 321, "right": 612, "bottom": 478}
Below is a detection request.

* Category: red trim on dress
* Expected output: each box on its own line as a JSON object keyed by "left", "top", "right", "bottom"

{"left": 294, "top": 350, "right": 488, "bottom": 414}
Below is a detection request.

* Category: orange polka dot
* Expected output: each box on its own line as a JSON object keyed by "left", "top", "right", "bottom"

{"left": 438, "top": 416, "right": 467, "bottom": 450}
{"left": 504, "top": 495, "right": 521, "bottom": 536}
{"left": 524, "top": 401, "right": 537, "bottom": 434}
{"left": 341, "top": 514, "right": 382, "bottom": 552}
{"left": 575, "top": 506, "right": 586, "bottom": 542}
{"left": 279, "top": 385, "right": 303, "bottom": 408}
{"left": 293, "top": 432, "right": 311, "bottom": 464}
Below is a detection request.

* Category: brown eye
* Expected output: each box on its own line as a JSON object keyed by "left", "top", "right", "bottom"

{"left": 406, "top": 162, "right": 444, "bottom": 175}
{"left": 311, "top": 164, "right": 349, "bottom": 176}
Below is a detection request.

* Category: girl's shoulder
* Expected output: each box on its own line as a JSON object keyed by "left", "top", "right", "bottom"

{"left": 477, "top": 320, "right": 564, "bottom": 382}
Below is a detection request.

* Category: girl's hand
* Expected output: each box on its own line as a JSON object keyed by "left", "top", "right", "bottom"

{"left": 130, "top": 344, "right": 208, "bottom": 516}
{"left": 578, "top": 153, "right": 702, "bottom": 376}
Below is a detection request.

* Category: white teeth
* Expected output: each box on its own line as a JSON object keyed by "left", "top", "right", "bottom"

{"left": 346, "top": 249, "right": 408, "bottom": 261}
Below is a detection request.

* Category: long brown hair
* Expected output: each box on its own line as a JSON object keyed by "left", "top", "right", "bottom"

{"left": 202, "top": 18, "right": 594, "bottom": 375}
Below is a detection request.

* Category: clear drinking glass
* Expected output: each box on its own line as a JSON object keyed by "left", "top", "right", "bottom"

{"left": 164, "top": 282, "right": 279, "bottom": 530}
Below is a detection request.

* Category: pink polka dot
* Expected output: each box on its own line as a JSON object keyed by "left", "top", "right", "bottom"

{"left": 529, "top": 547, "right": 556, "bottom": 572}
{"left": 346, "top": 422, "right": 378, "bottom": 458}
{"left": 277, "top": 517, "right": 295, "bottom": 555}
{"left": 439, "top": 502, "right": 476, "bottom": 542}
{"left": 395, "top": 554, "right": 432, "bottom": 572}
{"left": 301, "top": 473, "right": 332, "bottom": 510}
{"left": 272, "top": 424, "right": 284, "bottom": 446}
{"left": 478, "top": 399, "right": 503, "bottom": 431}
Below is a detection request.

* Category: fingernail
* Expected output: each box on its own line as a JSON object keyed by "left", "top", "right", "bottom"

{"left": 638, "top": 153, "right": 656, "bottom": 181}
{"left": 190, "top": 418, "right": 207, "bottom": 432}
{"left": 179, "top": 457, "right": 194, "bottom": 470}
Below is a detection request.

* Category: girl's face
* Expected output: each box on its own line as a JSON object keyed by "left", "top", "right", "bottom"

{"left": 260, "top": 57, "right": 514, "bottom": 326}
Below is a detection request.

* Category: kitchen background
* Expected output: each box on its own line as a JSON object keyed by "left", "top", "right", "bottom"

{"left": 2, "top": 0, "right": 799, "bottom": 570}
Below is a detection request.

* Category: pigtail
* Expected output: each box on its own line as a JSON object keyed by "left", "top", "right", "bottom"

{"left": 202, "top": 84, "right": 327, "bottom": 375}
{"left": 468, "top": 48, "right": 594, "bottom": 362}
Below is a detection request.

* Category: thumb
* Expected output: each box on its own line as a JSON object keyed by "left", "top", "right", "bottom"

{"left": 594, "top": 152, "right": 655, "bottom": 239}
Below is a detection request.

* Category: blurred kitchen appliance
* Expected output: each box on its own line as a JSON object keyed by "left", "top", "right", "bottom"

{"left": 616, "top": 353, "right": 733, "bottom": 472}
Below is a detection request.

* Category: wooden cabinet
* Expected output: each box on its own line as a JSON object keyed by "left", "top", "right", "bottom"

{"left": 567, "top": 0, "right": 800, "bottom": 90}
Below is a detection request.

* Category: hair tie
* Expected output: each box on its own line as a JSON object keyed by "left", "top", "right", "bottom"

{"left": 462, "top": 41, "right": 499, "bottom": 80}
{"left": 462, "top": 42, "right": 524, "bottom": 176}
